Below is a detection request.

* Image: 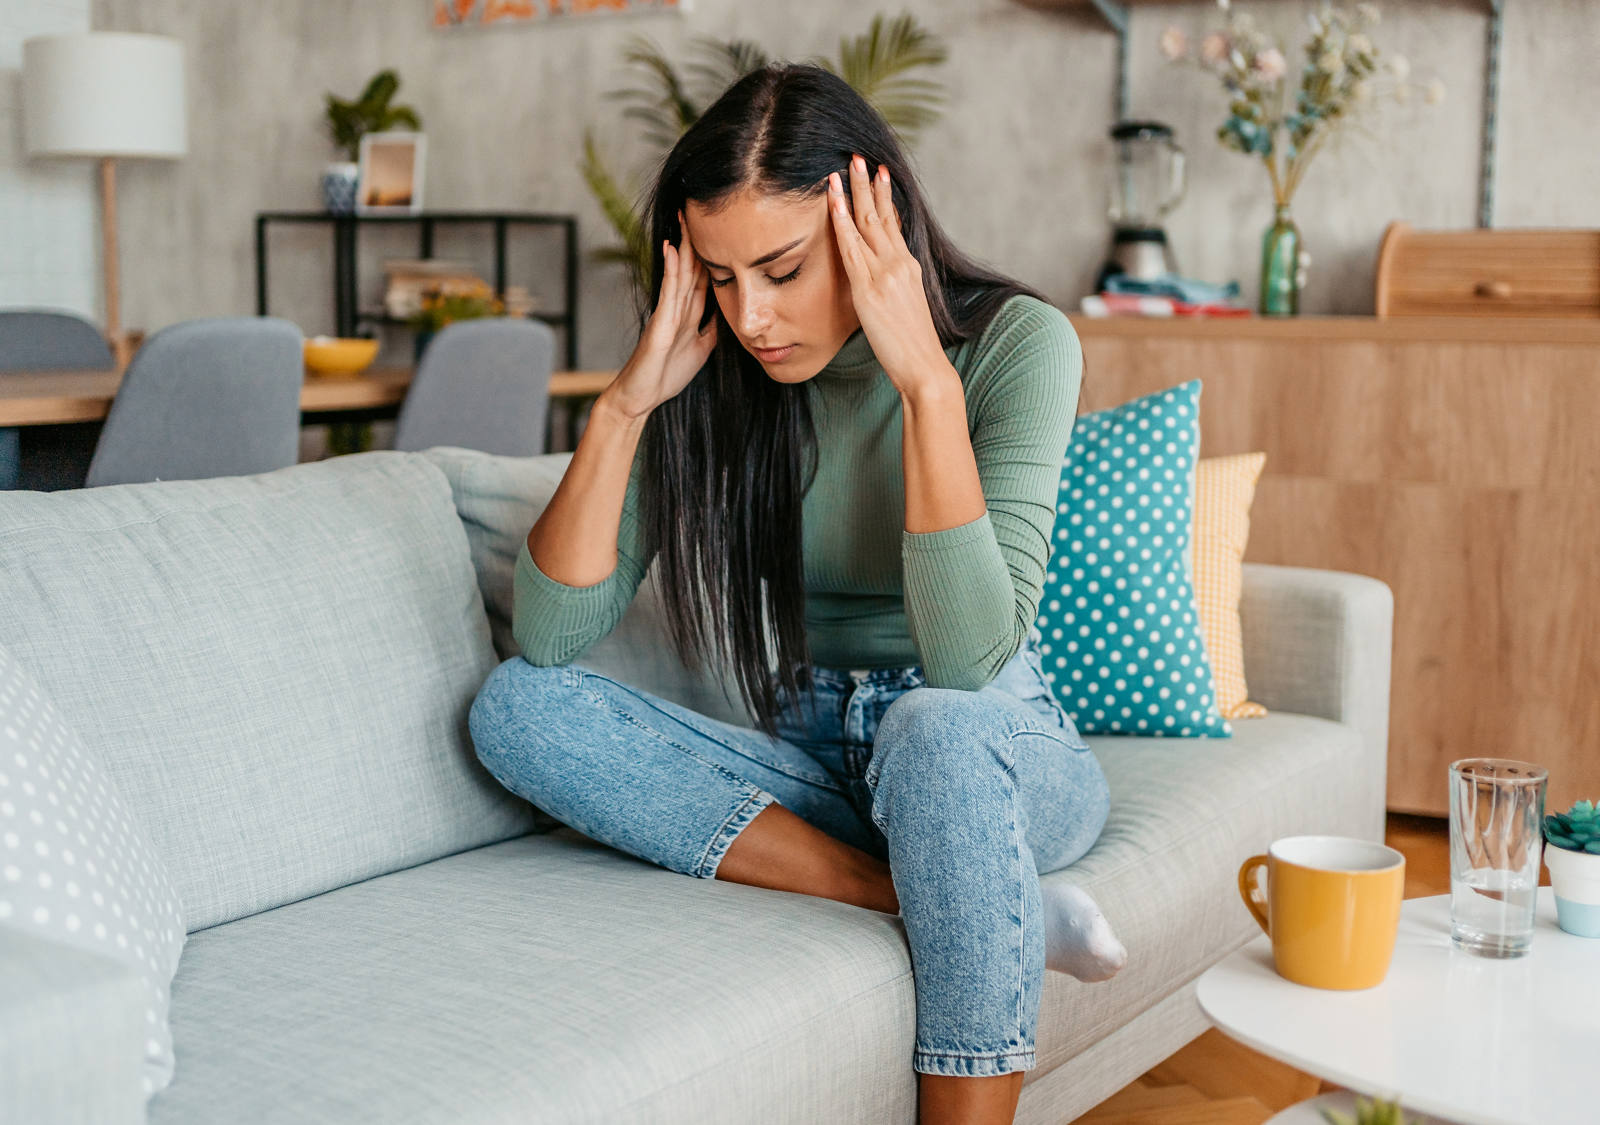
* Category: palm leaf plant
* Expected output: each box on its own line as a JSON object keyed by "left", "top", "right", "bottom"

{"left": 325, "top": 69, "right": 423, "bottom": 163}
{"left": 580, "top": 12, "right": 949, "bottom": 296}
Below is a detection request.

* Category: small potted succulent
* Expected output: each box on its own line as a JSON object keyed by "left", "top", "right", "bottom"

{"left": 1320, "top": 1092, "right": 1422, "bottom": 1125}
{"left": 1544, "top": 799, "right": 1600, "bottom": 937}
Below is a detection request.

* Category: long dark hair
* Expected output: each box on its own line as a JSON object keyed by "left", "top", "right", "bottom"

{"left": 636, "top": 62, "right": 1050, "bottom": 737}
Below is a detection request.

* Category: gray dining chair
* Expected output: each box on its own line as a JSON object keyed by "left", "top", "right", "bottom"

{"left": 392, "top": 318, "right": 554, "bottom": 457}
{"left": 85, "top": 317, "right": 304, "bottom": 488}
{"left": 0, "top": 309, "right": 116, "bottom": 490}
{"left": 0, "top": 309, "right": 115, "bottom": 370}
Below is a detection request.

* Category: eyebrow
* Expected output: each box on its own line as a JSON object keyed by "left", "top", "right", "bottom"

{"left": 695, "top": 236, "right": 807, "bottom": 271}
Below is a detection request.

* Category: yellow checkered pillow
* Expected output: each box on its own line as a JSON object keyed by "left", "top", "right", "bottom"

{"left": 1189, "top": 453, "right": 1268, "bottom": 719}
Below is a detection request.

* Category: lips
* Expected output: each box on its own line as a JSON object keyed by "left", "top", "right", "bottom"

{"left": 752, "top": 344, "right": 797, "bottom": 362}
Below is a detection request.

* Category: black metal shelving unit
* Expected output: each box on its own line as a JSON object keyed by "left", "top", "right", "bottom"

{"left": 254, "top": 211, "right": 579, "bottom": 368}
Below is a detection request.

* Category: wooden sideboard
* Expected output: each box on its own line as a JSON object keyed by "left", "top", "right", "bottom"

{"left": 1068, "top": 314, "right": 1600, "bottom": 818}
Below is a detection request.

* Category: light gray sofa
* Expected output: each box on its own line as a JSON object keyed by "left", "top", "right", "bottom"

{"left": 0, "top": 447, "right": 1393, "bottom": 1125}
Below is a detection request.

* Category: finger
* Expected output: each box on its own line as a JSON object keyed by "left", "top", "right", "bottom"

{"left": 673, "top": 218, "right": 693, "bottom": 298}
{"left": 674, "top": 237, "right": 698, "bottom": 320}
{"left": 676, "top": 210, "right": 696, "bottom": 280}
{"left": 847, "top": 154, "right": 887, "bottom": 251}
{"left": 875, "top": 164, "right": 908, "bottom": 250}
{"left": 684, "top": 256, "right": 709, "bottom": 328}
{"left": 683, "top": 260, "right": 706, "bottom": 325}
{"left": 828, "top": 171, "right": 873, "bottom": 281}
{"left": 689, "top": 278, "right": 716, "bottom": 339}
{"left": 677, "top": 212, "right": 706, "bottom": 317}
{"left": 690, "top": 307, "right": 718, "bottom": 366}
{"left": 659, "top": 240, "right": 681, "bottom": 313}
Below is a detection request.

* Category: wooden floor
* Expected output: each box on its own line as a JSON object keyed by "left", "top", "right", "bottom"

{"left": 1074, "top": 812, "right": 1547, "bottom": 1125}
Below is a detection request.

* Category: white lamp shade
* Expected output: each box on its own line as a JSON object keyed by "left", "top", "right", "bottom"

{"left": 22, "top": 32, "right": 187, "bottom": 159}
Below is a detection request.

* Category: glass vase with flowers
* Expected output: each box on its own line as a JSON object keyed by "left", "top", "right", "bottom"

{"left": 1160, "top": 1, "right": 1444, "bottom": 315}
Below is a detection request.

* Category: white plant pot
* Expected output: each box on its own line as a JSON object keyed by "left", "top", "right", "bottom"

{"left": 1544, "top": 842, "right": 1600, "bottom": 937}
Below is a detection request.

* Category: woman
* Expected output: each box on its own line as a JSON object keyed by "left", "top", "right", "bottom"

{"left": 468, "top": 64, "right": 1126, "bottom": 1125}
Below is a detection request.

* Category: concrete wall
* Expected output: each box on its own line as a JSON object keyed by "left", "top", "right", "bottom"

{"left": 24, "top": 0, "right": 1592, "bottom": 370}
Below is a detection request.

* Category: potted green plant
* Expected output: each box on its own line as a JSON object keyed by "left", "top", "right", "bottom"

{"left": 321, "top": 69, "right": 422, "bottom": 214}
{"left": 1160, "top": 1, "right": 1444, "bottom": 315}
{"left": 579, "top": 13, "right": 948, "bottom": 297}
{"left": 407, "top": 278, "right": 506, "bottom": 361}
{"left": 1544, "top": 799, "right": 1600, "bottom": 937}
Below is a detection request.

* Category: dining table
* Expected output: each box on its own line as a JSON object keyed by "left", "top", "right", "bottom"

{"left": 0, "top": 365, "right": 619, "bottom": 491}
{"left": 0, "top": 365, "right": 617, "bottom": 428}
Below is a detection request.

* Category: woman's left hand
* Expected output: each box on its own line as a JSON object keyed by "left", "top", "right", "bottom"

{"left": 828, "top": 155, "right": 952, "bottom": 396}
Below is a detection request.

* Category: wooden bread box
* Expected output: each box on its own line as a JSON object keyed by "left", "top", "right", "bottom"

{"left": 1375, "top": 221, "right": 1600, "bottom": 318}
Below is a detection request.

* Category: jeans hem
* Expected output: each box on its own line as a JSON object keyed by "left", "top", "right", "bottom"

{"left": 912, "top": 1046, "right": 1036, "bottom": 1077}
{"left": 694, "top": 786, "right": 776, "bottom": 878}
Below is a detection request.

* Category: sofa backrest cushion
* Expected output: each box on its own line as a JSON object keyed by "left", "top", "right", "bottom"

{"left": 0, "top": 452, "right": 538, "bottom": 932}
{"left": 420, "top": 446, "right": 754, "bottom": 728}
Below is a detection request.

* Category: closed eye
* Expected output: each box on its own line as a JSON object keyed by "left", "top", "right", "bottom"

{"left": 709, "top": 265, "right": 803, "bottom": 290}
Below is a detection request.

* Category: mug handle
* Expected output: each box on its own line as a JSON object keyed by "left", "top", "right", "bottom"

{"left": 1237, "top": 855, "right": 1270, "bottom": 935}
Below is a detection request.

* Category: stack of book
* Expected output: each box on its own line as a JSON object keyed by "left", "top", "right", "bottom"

{"left": 1080, "top": 292, "right": 1253, "bottom": 318}
{"left": 1079, "top": 274, "right": 1252, "bottom": 319}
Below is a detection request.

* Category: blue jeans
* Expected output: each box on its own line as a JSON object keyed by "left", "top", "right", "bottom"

{"left": 467, "top": 628, "right": 1111, "bottom": 1077}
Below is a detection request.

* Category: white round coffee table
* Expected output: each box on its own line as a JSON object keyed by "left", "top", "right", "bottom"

{"left": 1195, "top": 886, "right": 1596, "bottom": 1125}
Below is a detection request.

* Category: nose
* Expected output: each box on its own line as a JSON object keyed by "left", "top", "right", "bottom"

{"left": 736, "top": 290, "right": 773, "bottom": 340}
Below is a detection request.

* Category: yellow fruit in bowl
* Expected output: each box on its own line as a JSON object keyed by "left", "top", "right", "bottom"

{"left": 303, "top": 336, "right": 379, "bottom": 378}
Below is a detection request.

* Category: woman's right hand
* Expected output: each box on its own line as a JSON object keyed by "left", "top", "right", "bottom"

{"left": 605, "top": 210, "right": 719, "bottom": 419}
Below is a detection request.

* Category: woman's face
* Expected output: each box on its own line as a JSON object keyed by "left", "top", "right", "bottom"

{"left": 683, "top": 185, "right": 860, "bottom": 384}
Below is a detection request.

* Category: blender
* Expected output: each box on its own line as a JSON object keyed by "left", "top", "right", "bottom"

{"left": 1095, "top": 120, "right": 1187, "bottom": 291}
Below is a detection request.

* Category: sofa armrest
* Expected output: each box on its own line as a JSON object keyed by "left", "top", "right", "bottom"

{"left": 0, "top": 926, "right": 148, "bottom": 1125}
{"left": 1239, "top": 563, "right": 1394, "bottom": 842}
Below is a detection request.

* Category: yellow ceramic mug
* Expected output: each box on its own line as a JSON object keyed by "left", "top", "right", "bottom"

{"left": 1237, "top": 835, "right": 1406, "bottom": 990}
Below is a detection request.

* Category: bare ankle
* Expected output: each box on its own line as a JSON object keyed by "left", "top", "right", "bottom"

{"left": 716, "top": 803, "right": 896, "bottom": 913}
{"left": 851, "top": 855, "right": 900, "bottom": 915}
{"left": 919, "top": 1070, "right": 1025, "bottom": 1124}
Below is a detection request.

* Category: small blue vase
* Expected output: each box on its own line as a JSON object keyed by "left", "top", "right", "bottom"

{"left": 322, "top": 162, "right": 359, "bottom": 214}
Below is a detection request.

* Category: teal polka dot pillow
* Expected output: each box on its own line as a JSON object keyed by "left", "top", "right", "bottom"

{"left": 1034, "top": 379, "right": 1232, "bottom": 738}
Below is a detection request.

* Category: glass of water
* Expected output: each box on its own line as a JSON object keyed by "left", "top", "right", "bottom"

{"left": 1448, "top": 758, "right": 1548, "bottom": 957}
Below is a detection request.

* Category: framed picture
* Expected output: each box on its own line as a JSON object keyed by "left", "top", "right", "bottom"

{"left": 357, "top": 132, "right": 426, "bottom": 214}
{"left": 432, "top": 0, "right": 691, "bottom": 30}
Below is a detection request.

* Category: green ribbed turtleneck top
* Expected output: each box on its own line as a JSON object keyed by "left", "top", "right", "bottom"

{"left": 512, "top": 294, "right": 1083, "bottom": 691}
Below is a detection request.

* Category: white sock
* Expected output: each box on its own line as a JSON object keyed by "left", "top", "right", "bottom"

{"left": 1042, "top": 881, "right": 1128, "bottom": 982}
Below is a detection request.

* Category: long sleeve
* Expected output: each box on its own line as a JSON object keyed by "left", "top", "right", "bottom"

{"left": 900, "top": 299, "right": 1083, "bottom": 690}
{"left": 512, "top": 450, "right": 657, "bottom": 665}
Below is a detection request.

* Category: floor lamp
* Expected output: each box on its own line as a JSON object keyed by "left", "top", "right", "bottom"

{"left": 22, "top": 32, "right": 188, "bottom": 372}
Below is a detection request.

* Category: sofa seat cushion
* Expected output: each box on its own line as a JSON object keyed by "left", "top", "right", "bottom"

{"left": 1031, "top": 711, "right": 1369, "bottom": 1079}
{"left": 147, "top": 708, "right": 1365, "bottom": 1123}
{"left": 151, "top": 832, "right": 922, "bottom": 1124}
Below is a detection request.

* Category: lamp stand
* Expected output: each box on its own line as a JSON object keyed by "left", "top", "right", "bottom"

{"left": 99, "top": 156, "right": 132, "bottom": 372}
